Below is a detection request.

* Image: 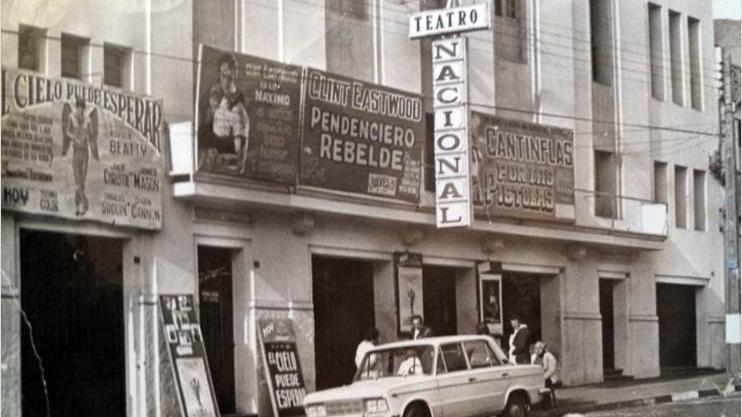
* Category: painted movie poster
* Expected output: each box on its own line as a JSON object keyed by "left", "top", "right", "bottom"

{"left": 1, "top": 67, "right": 163, "bottom": 229}
{"left": 195, "top": 44, "right": 302, "bottom": 183}
{"left": 300, "top": 68, "right": 425, "bottom": 203}
{"left": 470, "top": 111, "right": 575, "bottom": 221}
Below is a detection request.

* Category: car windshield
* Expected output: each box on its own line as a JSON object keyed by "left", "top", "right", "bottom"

{"left": 354, "top": 345, "right": 435, "bottom": 381}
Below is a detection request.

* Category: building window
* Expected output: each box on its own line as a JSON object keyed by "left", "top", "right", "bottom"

{"left": 668, "top": 10, "right": 683, "bottom": 106}
{"left": 495, "top": 0, "right": 517, "bottom": 19}
{"left": 594, "top": 150, "right": 617, "bottom": 218}
{"left": 654, "top": 161, "right": 668, "bottom": 204}
{"left": 693, "top": 169, "right": 706, "bottom": 231}
{"left": 328, "top": 0, "right": 367, "bottom": 19}
{"left": 687, "top": 17, "right": 702, "bottom": 110}
{"left": 494, "top": 0, "right": 525, "bottom": 62}
{"left": 674, "top": 165, "right": 687, "bottom": 228}
{"left": 18, "top": 25, "right": 45, "bottom": 71}
{"left": 589, "top": 0, "right": 613, "bottom": 85}
{"left": 104, "top": 43, "right": 130, "bottom": 89}
{"left": 325, "top": 0, "right": 373, "bottom": 81}
{"left": 61, "top": 33, "right": 89, "bottom": 80}
{"left": 648, "top": 3, "right": 664, "bottom": 100}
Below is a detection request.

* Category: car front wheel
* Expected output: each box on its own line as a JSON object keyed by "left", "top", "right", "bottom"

{"left": 503, "top": 394, "right": 528, "bottom": 417}
{"left": 403, "top": 404, "right": 430, "bottom": 417}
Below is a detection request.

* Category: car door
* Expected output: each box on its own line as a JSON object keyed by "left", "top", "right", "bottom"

{"left": 435, "top": 343, "right": 476, "bottom": 417}
{"left": 462, "top": 340, "right": 505, "bottom": 415}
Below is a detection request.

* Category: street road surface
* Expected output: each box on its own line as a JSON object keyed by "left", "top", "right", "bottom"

{"left": 581, "top": 394, "right": 740, "bottom": 417}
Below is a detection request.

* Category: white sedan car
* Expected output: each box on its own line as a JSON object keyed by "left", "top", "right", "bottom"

{"left": 304, "top": 335, "right": 545, "bottom": 417}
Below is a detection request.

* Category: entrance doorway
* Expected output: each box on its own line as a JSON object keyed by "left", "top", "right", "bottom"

{"left": 197, "top": 246, "right": 236, "bottom": 414}
{"left": 502, "top": 273, "right": 542, "bottom": 349}
{"left": 657, "top": 283, "right": 697, "bottom": 367}
{"left": 312, "top": 256, "right": 375, "bottom": 390}
{"left": 422, "top": 266, "right": 458, "bottom": 337}
{"left": 599, "top": 279, "right": 615, "bottom": 370}
{"left": 20, "top": 230, "right": 125, "bottom": 417}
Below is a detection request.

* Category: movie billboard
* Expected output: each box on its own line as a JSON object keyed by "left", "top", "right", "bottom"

{"left": 1, "top": 68, "right": 163, "bottom": 229}
{"left": 299, "top": 69, "right": 424, "bottom": 203}
{"left": 195, "top": 44, "right": 302, "bottom": 183}
{"left": 470, "top": 111, "right": 575, "bottom": 221}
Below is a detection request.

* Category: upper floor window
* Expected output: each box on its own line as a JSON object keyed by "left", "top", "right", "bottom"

{"left": 328, "top": 0, "right": 367, "bottom": 20}
{"left": 594, "top": 150, "right": 618, "bottom": 219}
{"left": 325, "top": 0, "right": 372, "bottom": 81}
{"left": 668, "top": 10, "right": 683, "bottom": 105}
{"left": 654, "top": 161, "right": 668, "bottom": 204}
{"left": 494, "top": 0, "right": 525, "bottom": 62}
{"left": 687, "top": 16, "right": 702, "bottom": 110}
{"left": 693, "top": 169, "right": 706, "bottom": 231}
{"left": 674, "top": 165, "right": 688, "bottom": 228}
{"left": 18, "top": 25, "right": 46, "bottom": 71}
{"left": 104, "top": 43, "right": 131, "bottom": 89}
{"left": 495, "top": 0, "right": 517, "bottom": 19}
{"left": 648, "top": 3, "right": 664, "bottom": 100}
{"left": 589, "top": 0, "right": 613, "bottom": 85}
{"left": 61, "top": 33, "right": 89, "bottom": 80}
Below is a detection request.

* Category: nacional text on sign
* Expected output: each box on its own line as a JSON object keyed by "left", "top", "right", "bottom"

{"left": 433, "top": 37, "right": 471, "bottom": 227}
{"left": 408, "top": 3, "right": 490, "bottom": 39}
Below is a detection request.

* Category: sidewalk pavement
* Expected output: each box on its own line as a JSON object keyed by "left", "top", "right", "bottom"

{"left": 531, "top": 371, "right": 741, "bottom": 417}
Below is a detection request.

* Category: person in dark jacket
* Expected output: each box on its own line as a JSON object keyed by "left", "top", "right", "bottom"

{"left": 411, "top": 315, "right": 433, "bottom": 339}
{"left": 508, "top": 315, "right": 530, "bottom": 364}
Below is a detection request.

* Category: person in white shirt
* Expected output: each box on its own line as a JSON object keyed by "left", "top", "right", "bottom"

{"left": 397, "top": 349, "right": 424, "bottom": 376}
{"left": 355, "top": 327, "right": 380, "bottom": 368}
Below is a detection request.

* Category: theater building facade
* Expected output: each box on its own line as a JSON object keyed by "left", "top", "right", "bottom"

{"left": 1, "top": 1, "right": 727, "bottom": 417}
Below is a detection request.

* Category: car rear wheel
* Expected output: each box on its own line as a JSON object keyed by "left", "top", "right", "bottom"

{"left": 403, "top": 403, "right": 430, "bottom": 417}
{"left": 503, "top": 394, "right": 528, "bottom": 417}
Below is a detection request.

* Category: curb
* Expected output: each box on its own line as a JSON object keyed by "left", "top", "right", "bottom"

{"left": 530, "top": 384, "right": 741, "bottom": 417}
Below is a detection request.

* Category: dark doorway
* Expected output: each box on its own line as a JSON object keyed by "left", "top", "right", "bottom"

{"left": 197, "top": 246, "right": 236, "bottom": 414}
{"left": 20, "top": 230, "right": 125, "bottom": 417}
{"left": 502, "top": 273, "right": 542, "bottom": 349}
{"left": 422, "top": 266, "right": 458, "bottom": 336}
{"left": 657, "top": 283, "right": 697, "bottom": 367}
{"left": 599, "top": 279, "right": 615, "bottom": 370}
{"left": 312, "top": 256, "right": 375, "bottom": 390}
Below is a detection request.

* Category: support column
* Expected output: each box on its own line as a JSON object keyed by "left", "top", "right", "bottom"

{"left": 1, "top": 215, "right": 20, "bottom": 417}
{"left": 455, "top": 267, "right": 478, "bottom": 335}
{"left": 373, "top": 260, "right": 397, "bottom": 343}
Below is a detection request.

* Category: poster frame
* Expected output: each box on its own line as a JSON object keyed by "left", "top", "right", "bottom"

{"left": 478, "top": 271, "right": 503, "bottom": 336}
{"left": 394, "top": 252, "right": 424, "bottom": 338}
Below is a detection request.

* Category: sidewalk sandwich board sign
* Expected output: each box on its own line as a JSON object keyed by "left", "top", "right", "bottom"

{"left": 258, "top": 319, "right": 307, "bottom": 417}
{"left": 159, "top": 294, "right": 220, "bottom": 417}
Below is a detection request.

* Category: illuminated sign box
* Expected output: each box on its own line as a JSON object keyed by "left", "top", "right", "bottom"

{"left": 433, "top": 37, "right": 471, "bottom": 228}
{"left": 408, "top": 3, "right": 490, "bottom": 39}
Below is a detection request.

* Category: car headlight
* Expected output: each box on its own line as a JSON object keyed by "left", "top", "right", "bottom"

{"left": 365, "top": 398, "right": 389, "bottom": 415}
{"left": 306, "top": 404, "right": 327, "bottom": 417}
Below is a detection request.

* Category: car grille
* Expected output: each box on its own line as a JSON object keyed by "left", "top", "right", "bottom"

{"left": 325, "top": 399, "right": 364, "bottom": 416}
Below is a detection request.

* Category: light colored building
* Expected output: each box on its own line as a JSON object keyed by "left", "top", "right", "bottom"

{"left": 0, "top": 1, "right": 725, "bottom": 416}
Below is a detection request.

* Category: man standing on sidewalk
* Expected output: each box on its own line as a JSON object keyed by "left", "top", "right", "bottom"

{"left": 508, "top": 315, "right": 530, "bottom": 364}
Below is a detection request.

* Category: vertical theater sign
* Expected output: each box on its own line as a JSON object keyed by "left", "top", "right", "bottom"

{"left": 1, "top": 68, "right": 164, "bottom": 229}
{"left": 409, "top": 1, "right": 490, "bottom": 228}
